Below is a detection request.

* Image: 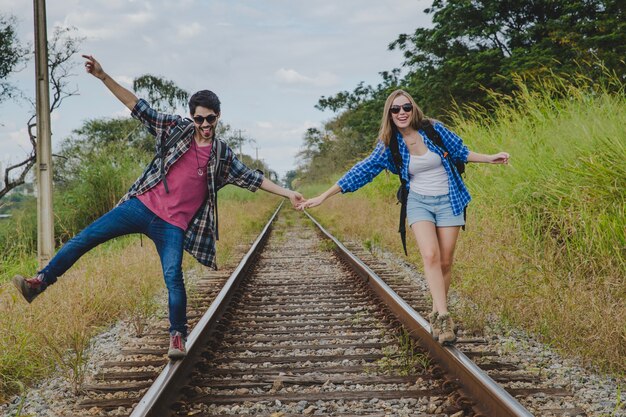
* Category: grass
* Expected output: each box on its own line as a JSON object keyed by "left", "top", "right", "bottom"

{"left": 376, "top": 329, "right": 430, "bottom": 376}
{"left": 301, "top": 73, "right": 626, "bottom": 374}
{"left": 0, "top": 189, "right": 279, "bottom": 402}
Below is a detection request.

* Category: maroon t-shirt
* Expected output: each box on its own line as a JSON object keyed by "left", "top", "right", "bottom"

{"left": 138, "top": 140, "right": 212, "bottom": 230}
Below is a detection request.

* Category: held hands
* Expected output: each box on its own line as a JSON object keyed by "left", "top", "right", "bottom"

{"left": 82, "top": 55, "right": 106, "bottom": 80}
{"left": 488, "top": 152, "right": 510, "bottom": 164}
{"left": 288, "top": 191, "right": 305, "bottom": 208}
{"left": 296, "top": 195, "right": 325, "bottom": 211}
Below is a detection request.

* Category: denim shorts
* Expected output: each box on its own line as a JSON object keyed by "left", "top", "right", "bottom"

{"left": 406, "top": 191, "right": 465, "bottom": 227}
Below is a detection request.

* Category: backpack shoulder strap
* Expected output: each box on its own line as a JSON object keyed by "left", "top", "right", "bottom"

{"left": 158, "top": 118, "right": 195, "bottom": 194}
{"left": 212, "top": 138, "right": 229, "bottom": 242}
{"left": 213, "top": 138, "right": 228, "bottom": 177}
{"left": 164, "top": 118, "right": 194, "bottom": 150}
{"left": 388, "top": 132, "right": 409, "bottom": 256}
{"left": 421, "top": 119, "right": 449, "bottom": 155}
{"left": 388, "top": 133, "right": 403, "bottom": 175}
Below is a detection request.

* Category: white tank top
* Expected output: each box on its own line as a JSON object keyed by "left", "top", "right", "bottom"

{"left": 408, "top": 150, "right": 449, "bottom": 196}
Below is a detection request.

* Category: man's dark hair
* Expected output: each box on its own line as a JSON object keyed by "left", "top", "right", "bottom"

{"left": 189, "top": 90, "right": 221, "bottom": 115}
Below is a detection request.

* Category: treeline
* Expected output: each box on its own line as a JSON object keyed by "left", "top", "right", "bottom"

{"left": 290, "top": 0, "right": 625, "bottom": 185}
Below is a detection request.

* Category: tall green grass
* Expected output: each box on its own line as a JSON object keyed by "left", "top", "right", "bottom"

{"left": 304, "top": 72, "right": 625, "bottom": 373}
{"left": 452, "top": 72, "right": 625, "bottom": 283}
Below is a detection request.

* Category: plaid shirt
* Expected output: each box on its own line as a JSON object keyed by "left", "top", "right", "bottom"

{"left": 119, "top": 99, "right": 264, "bottom": 269}
{"left": 337, "top": 122, "right": 471, "bottom": 216}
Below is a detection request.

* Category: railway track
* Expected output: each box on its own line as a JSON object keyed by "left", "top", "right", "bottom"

{"left": 65, "top": 203, "right": 585, "bottom": 417}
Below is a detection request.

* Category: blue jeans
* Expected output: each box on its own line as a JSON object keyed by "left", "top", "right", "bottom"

{"left": 40, "top": 197, "right": 187, "bottom": 337}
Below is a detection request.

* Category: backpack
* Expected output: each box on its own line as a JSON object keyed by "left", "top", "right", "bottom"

{"left": 389, "top": 120, "right": 466, "bottom": 255}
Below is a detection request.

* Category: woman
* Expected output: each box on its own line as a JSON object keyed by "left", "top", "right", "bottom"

{"left": 299, "top": 89, "right": 509, "bottom": 345}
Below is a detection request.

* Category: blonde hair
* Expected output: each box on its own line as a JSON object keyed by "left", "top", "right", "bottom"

{"left": 377, "top": 89, "right": 425, "bottom": 147}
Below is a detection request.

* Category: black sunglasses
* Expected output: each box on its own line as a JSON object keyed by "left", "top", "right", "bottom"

{"left": 193, "top": 114, "right": 218, "bottom": 125}
{"left": 390, "top": 103, "right": 413, "bottom": 114}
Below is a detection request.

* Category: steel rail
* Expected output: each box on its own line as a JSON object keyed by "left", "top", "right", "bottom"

{"left": 304, "top": 210, "right": 533, "bottom": 417}
{"left": 129, "top": 201, "right": 283, "bottom": 417}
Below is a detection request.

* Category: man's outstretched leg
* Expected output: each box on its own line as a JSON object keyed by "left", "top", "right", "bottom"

{"left": 13, "top": 198, "right": 149, "bottom": 303}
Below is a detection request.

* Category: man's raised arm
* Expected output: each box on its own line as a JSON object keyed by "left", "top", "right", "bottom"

{"left": 83, "top": 54, "right": 138, "bottom": 110}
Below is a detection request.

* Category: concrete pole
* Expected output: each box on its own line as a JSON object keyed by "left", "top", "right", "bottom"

{"left": 236, "top": 129, "right": 243, "bottom": 160}
{"left": 34, "top": 0, "right": 54, "bottom": 267}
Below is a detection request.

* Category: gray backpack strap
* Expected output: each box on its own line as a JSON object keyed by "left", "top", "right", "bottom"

{"left": 160, "top": 119, "right": 195, "bottom": 193}
{"left": 212, "top": 138, "right": 228, "bottom": 241}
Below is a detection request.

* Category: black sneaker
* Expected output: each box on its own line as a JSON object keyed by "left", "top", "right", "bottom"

{"left": 168, "top": 331, "right": 187, "bottom": 360}
{"left": 12, "top": 274, "right": 47, "bottom": 303}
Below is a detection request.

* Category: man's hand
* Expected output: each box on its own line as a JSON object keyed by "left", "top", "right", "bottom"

{"left": 289, "top": 191, "right": 305, "bottom": 208}
{"left": 82, "top": 55, "right": 106, "bottom": 80}
{"left": 81, "top": 54, "right": 138, "bottom": 110}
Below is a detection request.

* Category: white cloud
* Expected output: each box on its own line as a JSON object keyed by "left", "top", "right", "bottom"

{"left": 177, "top": 22, "right": 204, "bottom": 39}
{"left": 114, "top": 75, "right": 133, "bottom": 87}
{"left": 62, "top": 7, "right": 155, "bottom": 41}
{"left": 257, "top": 122, "right": 273, "bottom": 129}
{"left": 275, "top": 68, "right": 339, "bottom": 87}
{"left": 0, "top": 127, "right": 32, "bottom": 164}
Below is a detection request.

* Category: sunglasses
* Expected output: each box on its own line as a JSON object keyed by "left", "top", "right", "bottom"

{"left": 193, "top": 114, "right": 218, "bottom": 125}
{"left": 390, "top": 103, "right": 413, "bottom": 114}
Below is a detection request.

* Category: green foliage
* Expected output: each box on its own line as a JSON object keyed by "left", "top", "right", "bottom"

{"left": 54, "top": 142, "right": 148, "bottom": 242}
{"left": 391, "top": 0, "right": 626, "bottom": 114}
{"left": 283, "top": 170, "right": 298, "bottom": 189}
{"left": 0, "top": 200, "right": 38, "bottom": 282}
{"left": 66, "top": 117, "right": 153, "bottom": 154}
{"left": 0, "top": 192, "right": 34, "bottom": 215}
{"left": 0, "top": 14, "right": 29, "bottom": 103}
{"left": 459, "top": 72, "right": 626, "bottom": 278}
{"left": 133, "top": 74, "right": 189, "bottom": 112}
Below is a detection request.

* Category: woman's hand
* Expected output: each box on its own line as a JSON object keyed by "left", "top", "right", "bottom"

{"left": 488, "top": 152, "right": 510, "bottom": 164}
{"left": 82, "top": 55, "right": 106, "bottom": 80}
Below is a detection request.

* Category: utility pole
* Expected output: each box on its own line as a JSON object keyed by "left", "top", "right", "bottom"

{"left": 255, "top": 147, "right": 264, "bottom": 177}
{"left": 34, "top": 0, "right": 54, "bottom": 267}
{"left": 234, "top": 129, "right": 245, "bottom": 159}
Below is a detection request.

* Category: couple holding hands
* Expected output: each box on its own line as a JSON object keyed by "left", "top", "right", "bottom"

{"left": 13, "top": 55, "right": 509, "bottom": 359}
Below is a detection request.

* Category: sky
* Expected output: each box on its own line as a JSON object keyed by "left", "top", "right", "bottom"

{"left": 1, "top": 0, "right": 432, "bottom": 179}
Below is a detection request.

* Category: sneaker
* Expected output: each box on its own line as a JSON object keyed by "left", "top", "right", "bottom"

{"left": 437, "top": 313, "right": 457, "bottom": 345}
{"left": 168, "top": 331, "right": 187, "bottom": 360}
{"left": 428, "top": 311, "right": 440, "bottom": 339}
{"left": 12, "top": 274, "right": 47, "bottom": 303}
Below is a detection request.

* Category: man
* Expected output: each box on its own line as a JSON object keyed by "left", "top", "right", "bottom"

{"left": 13, "top": 54, "right": 304, "bottom": 359}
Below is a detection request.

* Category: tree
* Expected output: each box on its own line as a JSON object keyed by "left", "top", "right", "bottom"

{"left": 53, "top": 117, "right": 153, "bottom": 188}
{"left": 283, "top": 170, "right": 298, "bottom": 189}
{"left": 133, "top": 75, "right": 189, "bottom": 113}
{"left": 0, "top": 14, "right": 29, "bottom": 104}
{"left": 388, "top": 0, "right": 626, "bottom": 114}
{"left": 0, "top": 26, "right": 83, "bottom": 200}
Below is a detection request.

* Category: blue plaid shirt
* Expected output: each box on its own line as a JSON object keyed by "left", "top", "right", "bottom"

{"left": 337, "top": 122, "right": 471, "bottom": 216}
{"left": 119, "top": 99, "right": 264, "bottom": 269}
